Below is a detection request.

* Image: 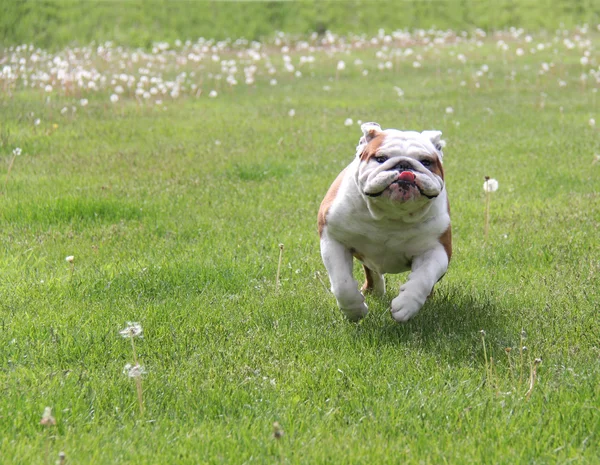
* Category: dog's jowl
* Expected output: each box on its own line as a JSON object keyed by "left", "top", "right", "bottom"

{"left": 318, "top": 122, "right": 451, "bottom": 322}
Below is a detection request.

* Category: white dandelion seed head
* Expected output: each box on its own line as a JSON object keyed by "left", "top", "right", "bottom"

{"left": 445, "top": 106, "right": 454, "bottom": 114}
{"left": 589, "top": 118, "right": 596, "bottom": 127}
{"left": 110, "top": 94, "right": 119, "bottom": 103}
{"left": 393, "top": 86, "right": 404, "bottom": 97}
{"left": 119, "top": 322, "right": 143, "bottom": 338}
{"left": 12, "top": 147, "right": 22, "bottom": 156}
{"left": 65, "top": 255, "right": 74, "bottom": 263}
{"left": 344, "top": 118, "right": 353, "bottom": 127}
{"left": 208, "top": 90, "right": 218, "bottom": 98}
{"left": 123, "top": 363, "right": 146, "bottom": 378}
{"left": 80, "top": 98, "right": 88, "bottom": 107}
{"left": 40, "top": 406, "right": 56, "bottom": 426}
{"left": 288, "top": 109, "right": 295, "bottom": 117}
{"left": 336, "top": 60, "right": 346, "bottom": 71}
{"left": 483, "top": 178, "right": 499, "bottom": 193}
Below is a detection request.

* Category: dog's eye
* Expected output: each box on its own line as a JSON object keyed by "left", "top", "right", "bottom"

{"left": 420, "top": 159, "right": 432, "bottom": 167}
{"left": 374, "top": 156, "right": 388, "bottom": 163}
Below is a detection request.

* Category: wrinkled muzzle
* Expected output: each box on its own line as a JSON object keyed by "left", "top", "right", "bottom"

{"left": 359, "top": 156, "right": 443, "bottom": 201}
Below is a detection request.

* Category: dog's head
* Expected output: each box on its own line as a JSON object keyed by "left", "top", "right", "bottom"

{"left": 355, "top": 122, "right": 446, "bottom": 218}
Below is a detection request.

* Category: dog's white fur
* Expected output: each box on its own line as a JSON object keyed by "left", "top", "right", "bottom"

{"left": 318, "top": 123, "right": 452, "bottom": 322}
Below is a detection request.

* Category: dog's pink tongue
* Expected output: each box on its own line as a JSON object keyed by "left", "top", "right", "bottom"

{"left": 398, "top": 171, "right": 415, "bottom": 182}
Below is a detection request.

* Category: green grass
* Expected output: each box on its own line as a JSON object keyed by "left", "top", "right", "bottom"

{"left": 1, "top": 27, "right": 599, "bottom": 464}
{"left": 1, "top": 0, "right": 599, "bottom": 48}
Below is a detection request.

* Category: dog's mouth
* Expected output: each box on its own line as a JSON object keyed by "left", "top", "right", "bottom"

{"left": 364, "top": 172, "right": 439, "bottom": 199}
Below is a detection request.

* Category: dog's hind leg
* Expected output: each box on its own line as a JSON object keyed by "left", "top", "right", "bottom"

{"left": 361, "top": 265, "right": 385, "bottom": 296}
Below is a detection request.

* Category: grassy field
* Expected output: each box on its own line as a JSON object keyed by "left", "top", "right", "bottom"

{"left": 1, "top": 23, "right": 599, "bottom": 464}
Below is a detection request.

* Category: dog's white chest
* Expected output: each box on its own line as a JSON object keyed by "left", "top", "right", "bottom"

{"left": 326, "top": 208, "right": 446, "bottom": 274}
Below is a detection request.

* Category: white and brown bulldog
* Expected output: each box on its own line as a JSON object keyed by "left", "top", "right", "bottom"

{"left": 318, "top": 122, "right": 451, "bottom": 322}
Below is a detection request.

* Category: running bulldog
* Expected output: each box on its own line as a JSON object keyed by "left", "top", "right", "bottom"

{"left": 318, "top": 122, "right": 452, "bottom": 322}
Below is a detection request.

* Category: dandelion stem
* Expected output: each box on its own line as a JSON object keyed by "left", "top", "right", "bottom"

{"left": 525, "top": 358, "right": 542, "bottom": 400}
{"left": 505, "top": 348, "right": 514, "bottom": 383}
{"left": 276, "top": 244, "right": 284, "bottom": 291}
{"left": 519, "top": 332, "right": 525, "bottom": 385}
{"left": 484, "top": 190, "right": 490, "bottom": 240}
{"left": 489, "top": 356, "right": 496, "bottom": 393}
{"left": 315, "top": 271, "right": 331, "bottom": 294}
{"left": 135, "top": 376, "right": 144, "bottom": 415}
{"left": 130, "top": 333, "right": 139, "bottom": 366}
{"left": 128, "top": 334, "right": 144, "bottom": 415}
{"left": 4, "top": 154, "right": 16, "bottom": 194}
{"left": 480, "top": 331, "right": 490, "bottom": 386}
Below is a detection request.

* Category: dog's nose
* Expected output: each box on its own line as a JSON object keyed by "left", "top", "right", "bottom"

{"left": 394, "top": 162, "right": 413, "bottom": 172}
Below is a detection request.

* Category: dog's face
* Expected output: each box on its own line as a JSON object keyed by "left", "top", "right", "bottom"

{"left": 355, "top": 123, "right": 445, "bottom": 217}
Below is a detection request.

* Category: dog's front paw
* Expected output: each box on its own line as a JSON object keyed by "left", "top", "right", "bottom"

{"left": 340, "top": 302, "right": 369, "bottom": 322}
{"left": 390, "top": 293, "right": 423, "bottom": 322}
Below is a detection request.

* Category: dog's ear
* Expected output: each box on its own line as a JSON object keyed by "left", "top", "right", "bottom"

{"left": 356, "top": 122, "right": 383, "bottom": 157}
{"left": 360, "top": 122, "right": 382, "bottom": 144}
{"left": 421, "top": 130, "right": 446, "bottom": 154}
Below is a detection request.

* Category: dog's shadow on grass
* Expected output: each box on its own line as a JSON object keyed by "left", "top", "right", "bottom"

{"left": 351, "top": 283, "right": 512, "bottom": 364}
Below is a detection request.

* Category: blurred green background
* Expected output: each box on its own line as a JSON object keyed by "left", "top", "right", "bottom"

{"left": 2, "top": 0, "right": 599, "bottom": 49}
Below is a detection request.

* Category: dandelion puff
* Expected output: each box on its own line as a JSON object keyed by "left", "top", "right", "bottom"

{"left": 12, "top": 147, "right": 22, "bottom": 157}
{"left": 344, "top": 118, "right": 353, "bottom": 127}
{"left": 272, "top": 421, "right": 284, "bottom": 439}
{"left": 40, "top": 407, "right": 56, "bottom": 426}
{"left": 123, "top": 363, "right": 146, "bottom": 378}
{"left": 65, "top": 255, "right": 74, "bottom": 263}
{"left": 288, "top": 109, "right": 295, "bottom": 117}
{"left": 589, "top": 118, "right": 596, "bottom": 127}
{"left": 445, "top": 106, "right": 454, "bottom": 115}
{"left": 110, "top": 94, "right": 119, "bottom": 103}
{"left": 483, "top": 178, "right": 499, "bottom": 192}
{"left": 119, "top": 322, "right": 143, "bottom": 338}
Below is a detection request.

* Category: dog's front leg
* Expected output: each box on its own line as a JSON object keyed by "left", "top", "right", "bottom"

{"left": 391, "top": 245, "right": 449, "bottom": 322}
{"left": 320, "top": 231, "right": 368, "bottom": 321}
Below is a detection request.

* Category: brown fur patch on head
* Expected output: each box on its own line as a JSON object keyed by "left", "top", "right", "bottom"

{"left": 429, "top": 156, "right": 445, "bottom": 180}
{"left": 359, "top": 133, "right": 387, "bottom": 162}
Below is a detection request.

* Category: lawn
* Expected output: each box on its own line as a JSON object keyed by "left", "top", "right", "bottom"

{"left": 1, "top": 24, "right": 599, "bottom": 464}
